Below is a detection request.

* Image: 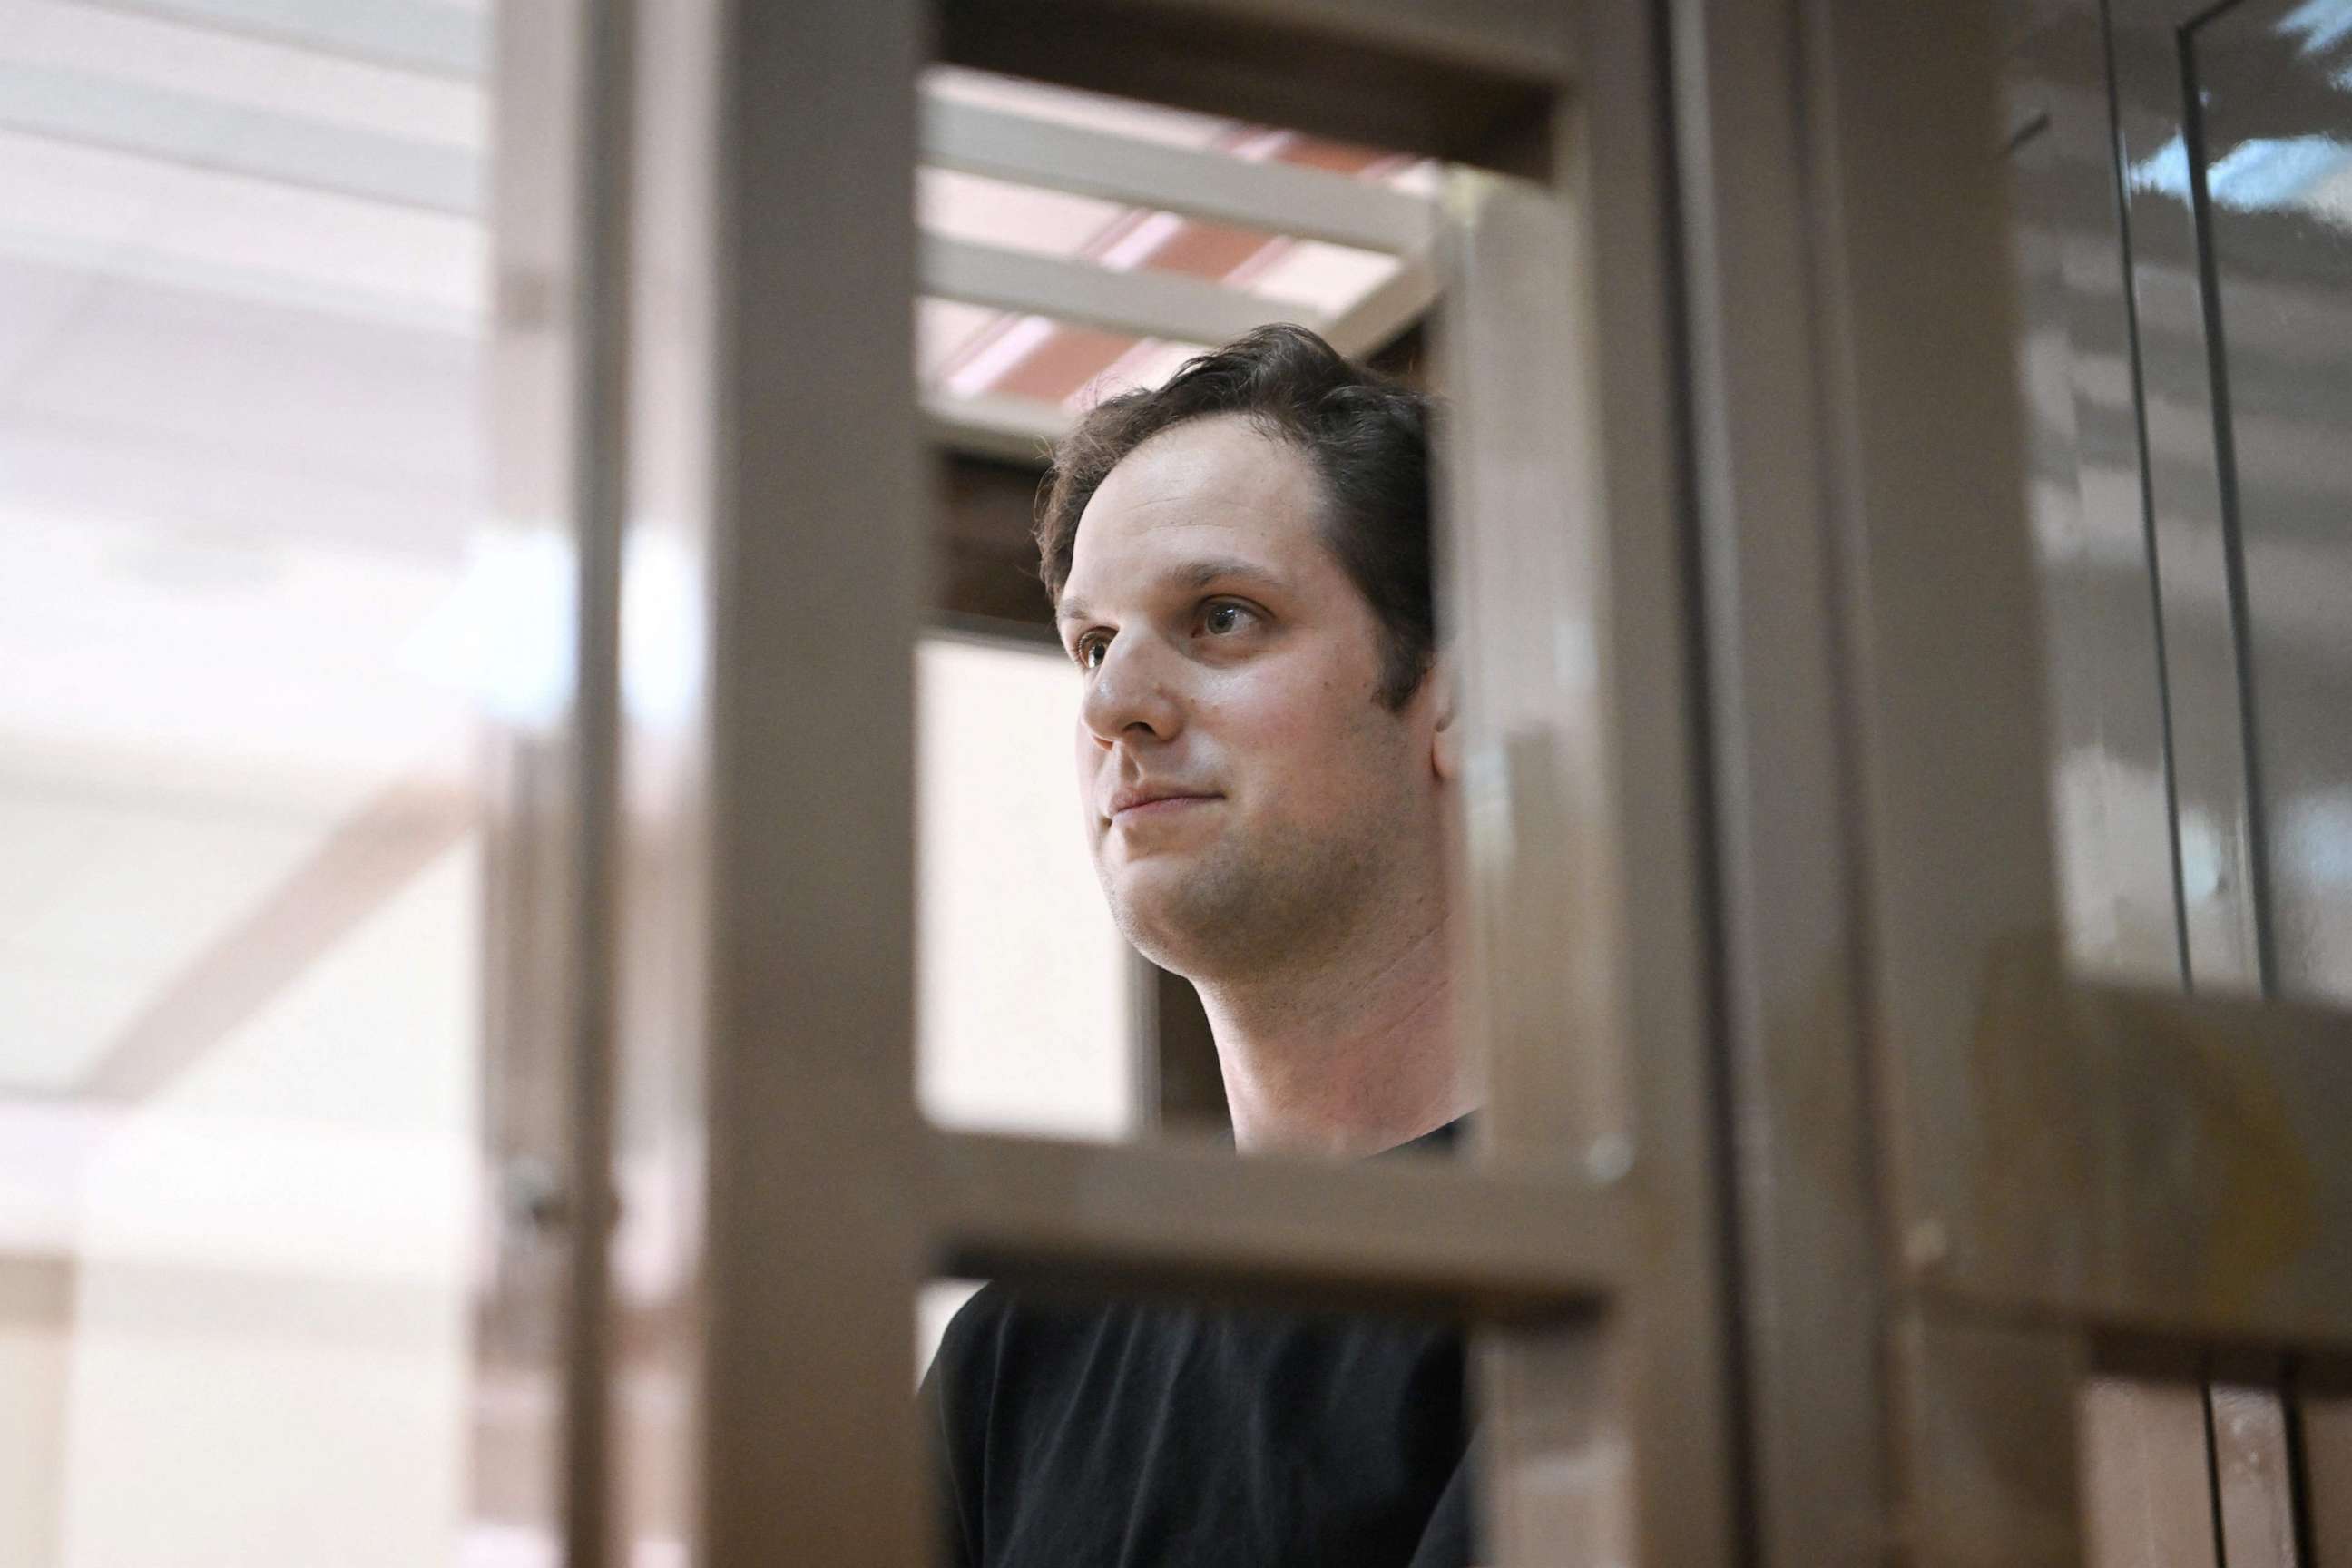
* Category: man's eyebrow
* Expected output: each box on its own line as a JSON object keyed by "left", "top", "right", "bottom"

{"left": 1177, "top": 557, "right": 1287, "bottom": 594}
{"left": 1054, "top": 557, "right": 1289, "bottom": 628}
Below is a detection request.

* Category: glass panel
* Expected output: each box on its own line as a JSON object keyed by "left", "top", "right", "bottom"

{"left": 2193, "top": 0, "right": 2352, "bottom": 1004}
{"left": 2005, "top": 19, "right": 2190, "bottom": 987}
{"left": 0, "top": 2, "right": 493, "bottom": 1563}
{"left": 2113, "top": 0, "right": 2271, "bottom": 989}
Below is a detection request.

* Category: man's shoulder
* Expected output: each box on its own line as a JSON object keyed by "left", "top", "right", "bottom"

{"left": 933, "top": 1281, "right": 1013, "bottom": 1375}
{"left": 936, "top": 1281, "right": 1165, "bottom": 1378}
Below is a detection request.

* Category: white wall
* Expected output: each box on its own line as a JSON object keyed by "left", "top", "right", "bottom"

{"left": 916, "top": 634, "right": 1136, "bottom": 1142}
{"left": 54, "top": 843, "right": 479, "bottom": 1568}
{"left": 915, "top": 634, "right": 1142, "bottom": 1373}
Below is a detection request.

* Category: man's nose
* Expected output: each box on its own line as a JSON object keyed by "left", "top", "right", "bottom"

{"left": 1080, "top": 632, "right": 1182, "bottom": 746}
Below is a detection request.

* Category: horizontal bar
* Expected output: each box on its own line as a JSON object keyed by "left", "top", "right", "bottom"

{"left": 923, "top": 234, "right": 1308, "bottom": 345}
{"left": 104, "top": 0, "right": 1578, "bottom": 97}
{"left": 0, "top": 58, "right": 477, "bottom": 213}
{"left": 1166, "top": 0, "right": 1578, "bottom": 82}
{"left": 927, "top": 1129, "right": 1626, "bottom": 1318}
{"left": 937, "top": 0, "right": 1576, "bottom": 92}
{"left": 922, "top": 93, "right": 1434, "bottom": 253}
{"left": 2, "top": 84, "right": 1417, "bottom": 359}
{"left": 1926, "top": 971, "right": 2352, "bottom": 1348}
{"left": 1321, "top": 251, "right": 1435, "bottom": 359}
{"left": 81, "top": 0, "right": 483, "bottom": 78}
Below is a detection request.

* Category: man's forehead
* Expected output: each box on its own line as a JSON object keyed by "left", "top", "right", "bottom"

{"left": 1062, "top": 418, "right": 1325, "bottom": 600}
{"left": 1092, "top": 414, "right": 1296, "bottom": 504}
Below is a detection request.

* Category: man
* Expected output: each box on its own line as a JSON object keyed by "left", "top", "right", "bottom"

{"left": 925, "top": 325, "right": 1477, "bottom": 1567}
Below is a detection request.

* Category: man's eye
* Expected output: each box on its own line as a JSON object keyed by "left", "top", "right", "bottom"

{"left": 1202, "top": 603, "right": 1250, "bottom": 636}
{"left": 1074, "top": 634, "right": 1108, "bottom": 670}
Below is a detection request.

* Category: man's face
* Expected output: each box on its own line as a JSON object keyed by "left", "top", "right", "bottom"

{"left": 1055, "top": 414, "right": 1446, "bottom": 979}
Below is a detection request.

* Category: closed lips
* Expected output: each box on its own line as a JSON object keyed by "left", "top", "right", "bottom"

{"left": 1108, "top": 789, "right": 1219, "bottom": 816}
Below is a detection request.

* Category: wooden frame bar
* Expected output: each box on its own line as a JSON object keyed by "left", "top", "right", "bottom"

{"left": 685, "top": 4, "right": 929, "bottom": 1565}
{"left": 1923, "top": 978, "right": 2352, "bottom": 1346}
{"left": 1554, "top": 6, "right": 1749, "bottom": 1561}
{"left": 480, "top": 0, "right": 604, "bottom": 1561}
{"left": 1666, "top": 0, "right": 1888, "bottom": 1559}
{"left": 931, "top": 1132, "right": 1625, "bottom": 1315}
{"left": 936, "top": 0, "right": 1564, "bottom": 162}
{"left": 1432, "top": 0, "right": 1746, "bottom": 1556}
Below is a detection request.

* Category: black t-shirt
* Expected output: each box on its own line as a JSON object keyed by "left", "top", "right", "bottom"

{"left": 920, "top": 1124, "right": 1476, "bottom": 1568}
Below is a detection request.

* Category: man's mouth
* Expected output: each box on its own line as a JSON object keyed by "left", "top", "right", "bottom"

{"left": 1107, "top": 789, "right": 1221, "bottom": 822}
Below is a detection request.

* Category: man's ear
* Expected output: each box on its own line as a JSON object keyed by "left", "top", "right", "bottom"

{"left": 1427, "top": 654, "right": 1461, "bottom": 783}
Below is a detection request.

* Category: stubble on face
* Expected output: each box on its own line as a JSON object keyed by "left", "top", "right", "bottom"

{"left": 1099, "top": 698, "right": 1421, "bottom": 984}
{"left": 1061, "top": 416, "right": 1439, "bottom": 988}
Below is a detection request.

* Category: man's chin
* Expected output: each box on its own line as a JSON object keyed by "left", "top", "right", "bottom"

{"left": 1102, "top": 858, "right": 1254, "bottom": 972}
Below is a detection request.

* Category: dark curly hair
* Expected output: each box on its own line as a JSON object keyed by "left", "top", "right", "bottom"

{"left": 1034, "top": 324, "right": 1436, "bottom": 710}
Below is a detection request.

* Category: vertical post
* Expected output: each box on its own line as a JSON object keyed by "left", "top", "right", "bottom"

{"left": 1798, "top": 0, "right": 2087, "bottom": 1563}
{"left": 1894, "top": 1310, "right": 2086, "bottom": 1567}
{"left": 561, "top": 3, "right": 634, "bottom": 1564}
{"left": 1442, "top": 170, "right": 1637, "bottom": 1568}
{"left": 1581, "top": 0, "right": 1749, "bottom": 1557}
{"left": 1439, "top": 0, "right": 1743, "bottom": 1556}
{"left": 689, "top": 1, "right": 928, "bottom": 1563}
{"left": 1667, "top": 0, "right": 1890, "bottom": 1557}
{"left": 482, "top": 1, "right": 619, "bottom": 1560}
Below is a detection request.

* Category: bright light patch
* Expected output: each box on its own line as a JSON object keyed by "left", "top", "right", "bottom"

{"left": 2128, "top": 132, "right": 2352, "bottom": 213}
{"left": 400, "top": 528, "right": 576, "bottom": 732}
{"left": 2278, "top": 0, "right": 2352, "bottom": 56}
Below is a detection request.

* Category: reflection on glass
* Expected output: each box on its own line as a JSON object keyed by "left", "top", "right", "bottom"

{"left": 2004, "top": 46, "right": 2192, "bottom": 987}
{"left": 2195, "top": 0, "right": 2352, "bottom": 1001}
{"left": 0, "top": 4, "right": 488, "bottom": 1563}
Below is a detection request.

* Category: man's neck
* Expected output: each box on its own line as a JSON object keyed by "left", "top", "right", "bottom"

{"left": 1194, "top": 915, "right": 1476, "bottom": 1160}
